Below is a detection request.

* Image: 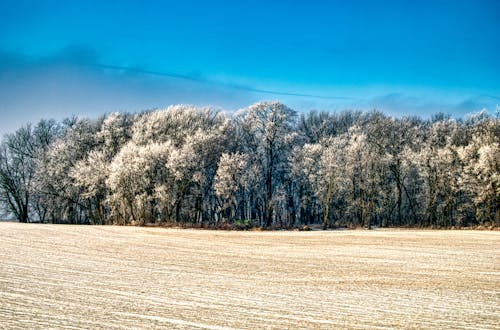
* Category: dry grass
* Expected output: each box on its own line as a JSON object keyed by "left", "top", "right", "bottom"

{"left": 0, "top": 223, "right": 499, "bottom": 329}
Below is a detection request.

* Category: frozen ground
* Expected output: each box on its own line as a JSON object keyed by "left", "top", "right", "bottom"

{"left": 0, "top": 223, "right": 498, "bottom": 329}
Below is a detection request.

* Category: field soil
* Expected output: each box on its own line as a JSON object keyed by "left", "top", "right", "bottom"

{"left": 0, "top": 223, "right": 499, "bottom": 329}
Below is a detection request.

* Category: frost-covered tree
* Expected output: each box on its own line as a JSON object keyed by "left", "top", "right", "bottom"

{"left": 458, "top": 115, "right": 500, "bottom": 225}
{"left": 289, "top": 143, "right": 322, "bottom": 225}
{"left": 344, "top": 127, "right": 388, "bottom": 228}
{"left": 0, "top": 120, "right": 61, "bottom": 222}
{"left": 97, "top": 111, "right": 133, "bottom": 157}
{"left": 241, "top": 101, "right": 297, "bottom": 227}
{"left": 70, "top": 150, "right": 109, "bottom": 224}
{"left": 166, "top": 120, "right": 229, "bottom": 224}
{"left": 107, "top": 141, "right": 172, "bottom": 224}
{"left": 69, "top": 112, "right": 133, "bottom": 225}
{"left": 0, "top": 125, "right": 36, "bottom": 222}
{"left": 317, "top": 136, "right": 350, "bottom": 229}
{"left": 412, "top": 120, "right": 463, "bottom": 227}
{"left": 214, "top": 152, "right": 248, "bottom": 222}
{"left": 131, "top": 105, "right": 222, "bottom": 147}
{"left": 364, "top": 115, "right": 422, "bottom": 225}
{"left": 34, "top": 118, "right": 98, "bottom": 223}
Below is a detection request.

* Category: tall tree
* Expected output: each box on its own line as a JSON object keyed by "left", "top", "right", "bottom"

{"left": 0, "top": 120, "right": 60, "bottom": 222}
{"left": 242, "top": 101, "right": 297, "bottom": 227}
{"left": 0, "top": 126, "right": 35, "bottom": 222}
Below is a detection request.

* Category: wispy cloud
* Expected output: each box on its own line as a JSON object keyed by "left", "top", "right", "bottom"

{"left": 91, "top": 63, "right": 354, "bottom": 100}
{"left": 3, "top": 44, "right": 353, "bottom": 100}
{"left": 0, "top": 46, "right": 254, "bottom": 135}
{"left": 0, "top": 45, "right": 498, "bottom": 136}
{"left": 368, "top": 92, "right": 499, "bottom": 118}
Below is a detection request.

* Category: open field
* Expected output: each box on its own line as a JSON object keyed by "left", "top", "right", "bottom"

{"left": 0, "top": 223, "right": 499, "bottom": 329}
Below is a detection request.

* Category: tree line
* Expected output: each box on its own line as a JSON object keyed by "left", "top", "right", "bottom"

{"left": 0, "top": 102, "right": 498, "bottom": 228}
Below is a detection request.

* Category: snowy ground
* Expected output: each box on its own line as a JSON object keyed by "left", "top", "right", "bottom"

{"left": 0, "top": 223, "right": 498, "bottom": 329}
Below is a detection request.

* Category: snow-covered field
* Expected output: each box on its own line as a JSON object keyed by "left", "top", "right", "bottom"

{"left": 0, "top": 223, "right": 498, "bottom": 329}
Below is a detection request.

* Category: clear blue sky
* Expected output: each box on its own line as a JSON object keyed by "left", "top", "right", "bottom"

{"left": 0, "top": 0, "right": 499, "bottom": 134}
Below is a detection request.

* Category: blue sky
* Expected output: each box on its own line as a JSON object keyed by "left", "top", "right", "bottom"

{"left": 0, "top": 0, "right": 499, "bottom": 134}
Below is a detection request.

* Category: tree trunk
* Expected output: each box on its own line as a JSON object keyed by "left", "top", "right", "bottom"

{"left": 265, "top": 148, "right": 273, "bottom": 228}
{"left": 396, "top": 180, "right": 402, "bottom": 226}
{"left": 323, "top": 177, "right": 334, "bottom": 230}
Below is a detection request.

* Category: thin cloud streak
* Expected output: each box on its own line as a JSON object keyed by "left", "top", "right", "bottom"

{"left": 90, "top": 63, "right": 355, "bottom": 100}
{"left": 2, "top": 47, "right": 356, "bottom": 101}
